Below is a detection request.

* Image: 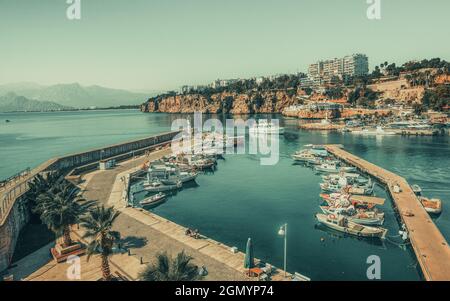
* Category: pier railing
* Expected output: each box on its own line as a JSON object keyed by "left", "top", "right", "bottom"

{"left": 0, "top": 131, "right": 180, "bottom": 226}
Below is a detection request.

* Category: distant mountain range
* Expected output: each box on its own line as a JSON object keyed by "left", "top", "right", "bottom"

{"left": 0, "top": 82, "right": 150, "bottom": 109}
{"left": 0, "top": 92, "right": 74, "bottom": 112}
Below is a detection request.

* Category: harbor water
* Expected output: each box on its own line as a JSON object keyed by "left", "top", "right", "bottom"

{"left": 1, "top": 110, "right": 449, "bottom": 280}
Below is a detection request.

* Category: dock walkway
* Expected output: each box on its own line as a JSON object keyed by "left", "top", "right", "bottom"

{"left": 325, "top": 145, "right": 450, "bottom": 281}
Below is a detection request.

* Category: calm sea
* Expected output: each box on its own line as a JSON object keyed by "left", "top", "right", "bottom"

{"left": 1, "top": 110, "right": 449, "bottom": 280}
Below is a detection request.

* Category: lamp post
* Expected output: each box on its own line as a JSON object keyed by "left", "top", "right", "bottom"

{"left": 278, "top": 223, "right": 287, "bottom": 278}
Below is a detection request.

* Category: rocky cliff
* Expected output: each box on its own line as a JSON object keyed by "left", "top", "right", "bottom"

{"left": 141, "top": 90, "right": 299, "bottom": 114}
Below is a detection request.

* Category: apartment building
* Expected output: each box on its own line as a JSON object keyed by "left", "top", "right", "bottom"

{"left": 308, "top": 54, "right": 369, "bottom": 83}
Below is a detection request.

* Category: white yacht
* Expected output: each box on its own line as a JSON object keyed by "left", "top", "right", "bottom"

{"left": 249, "top": 120, "right": 285, "bottom": 135}
{"left": 350, "top": 126, "right": 396, "bottom": 136}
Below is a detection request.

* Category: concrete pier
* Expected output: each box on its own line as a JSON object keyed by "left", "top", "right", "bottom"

{"left": 325, "top": 145, "right": 450, "bottom": 281}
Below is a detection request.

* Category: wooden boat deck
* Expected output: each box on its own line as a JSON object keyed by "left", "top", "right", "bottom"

{"left": 325, "top": 145, "right": 450, "bottom": 281}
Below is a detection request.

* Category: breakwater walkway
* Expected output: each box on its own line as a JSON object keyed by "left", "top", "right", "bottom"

{"left": 325, "top": 145, "right": 450, "bottom": 281}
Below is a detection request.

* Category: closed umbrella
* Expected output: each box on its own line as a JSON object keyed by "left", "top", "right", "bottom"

{"left": 244, "top": 237, "right": 254, "bottom": 269}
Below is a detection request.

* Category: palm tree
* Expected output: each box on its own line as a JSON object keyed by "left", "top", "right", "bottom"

{"left": 80, "top": 205, "right": 120, "bottom": 281}
{"left": 26, "top": 172, "right": 61, "bottom": 220}
{"left": 140, "top": 251, "right": 202, "bottom": 281}
{"left": 35, "top": 182, "right": 92, "bottom": 247}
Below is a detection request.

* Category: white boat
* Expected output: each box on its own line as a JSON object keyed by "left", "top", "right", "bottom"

{"left": 345, "top": 182, "right": 375, "bottom": 196}
{"left": 411, "top": 184, "right": 422, "bottom": 196}
{"left": 315, "top": 163, "right": 339, "bottom": 173}
{"left": 178, "top": 171, "right": 198, "bottom": 183}
{"left": 191, "top": 159, "right": 215, "bottom": 170}
{"left": 320, "top": 193, "right": 383, "bottom": 210}
{"left": 322, "top": 173, "right": 368, "bottom": 185}
{"left": 143, "top": 180, "right": 182, "bottom": 192}
{"left": 292, "top": 152, "right": 316, "bottom": 162}
{"left": 320, "top": 182, "right": 342, "bottom": 193}
{"left": 339, "top": 166, "right": 357, "bottom": 173}
{"left": 319, "top": 206, "right": 384, "bottom": 226}
{"left": 350, "top": 126, "right": 396, "bottom": 136}
{"left": 419, "top": 196, "right": 442, "bottom": 214}
{"left": 316, "top": 213, "right": 387, "bottom": 239}
{"left": 140, "top": 192, "right": 166, "bottom": 206}
{"left": 249, "top": 120, "right": 285, "bottom": 135}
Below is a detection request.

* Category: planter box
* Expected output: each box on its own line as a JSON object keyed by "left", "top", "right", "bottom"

{"left": 51, "top": 242, "right": 86, "bottom": 263}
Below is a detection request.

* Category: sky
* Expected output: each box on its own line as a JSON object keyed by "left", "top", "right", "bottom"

{"left": 0, "top": 0, "right": 449, "bottom": 91}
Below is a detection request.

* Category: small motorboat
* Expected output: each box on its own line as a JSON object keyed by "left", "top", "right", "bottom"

{"left": 140, "top": 192, "right": 166, "bottom": 206}
{"left": 345, "top": 182, "right": 375, "bottom": 196}
{"left": 292, "top": 152, "right": 316, "bottom": 162}
{"left": 316, "top": 213, "right": 387, "bottom": 239}
{"left": 5, "top": 119, "right": 11, "bottom": 123}
{"left": 320, "top": 193, "right": 382, "bottom": 210}
{"left": 192, "top": 159, "right": 215, "bottom": 170}
{"left": 315, "top": 163, "right": 339, "bottom": 173}
{"left": 143, "top": 180, "right": 182, "bottom": 192}
{"left": 178, "top": 171, "right": 198, "bottom": 183}
{"left": 319, "top": 206, "right": 385, "bottom": 226}
{"left": 249, "top": 120, "right": 285, "bottom": 135}
{"left": 320, "top": 182, "right": 342, "bottom": 193}
{"left": 419, "top": 197, "right": 442, "bottom": 214}
{"left": 339, "top": 166, "right": 357, "bottom": 173}
{"left": 411, "top": 184, "right": 422, "bottom": 196}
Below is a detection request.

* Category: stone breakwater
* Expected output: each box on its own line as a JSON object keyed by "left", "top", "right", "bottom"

{"left": 140, "top": 90, "right": 299, "bottom": 114}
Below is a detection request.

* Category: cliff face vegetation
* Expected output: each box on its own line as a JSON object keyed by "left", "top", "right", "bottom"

{"left": 141, "top": 90, "right": 299, "bottom": 114}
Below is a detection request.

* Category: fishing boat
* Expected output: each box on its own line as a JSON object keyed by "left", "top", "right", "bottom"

{"left": 292, "top": 151, "right": 317, "bottom": 162}
{"left": 322, "top": 173, "right": 368, "bottom": 185}
{"left": 315, "top": 162, "right": 339, "bottom": 173}
{"left": 320, "top": 182, "right": 342, "bottom": 193}
{"left": 143, "top": 180, "right": 182, "bottom": 192}
{"left": 346, "top": 184, "right": 374, "bottom": 195}
{"left": 320, "top": 193, "right": 385, "bottom": 210}
{"left": 191, "top": 159, "right": 215, "bottom": 170}
{"left": 319, "top": 206, "right": 385, "bottom": 226}
{"left": 316, "top": 213, "right": 388, "bottom": 239}
{"left": 419, "top": 197, "right": 442, "bottom": 214}
{"left": 177, "top": 171, "right": 198, "bottom": 183}
{"left": 140, "top": 192, "right": 166, "bottom": 206}
{"left": 411, "top": 184, "right": 422, "bottom": 196}
{"left": 339, "top": 166, "right": 357, "bottom": 173}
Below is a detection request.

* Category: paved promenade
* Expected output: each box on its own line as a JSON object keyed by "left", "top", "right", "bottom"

{"left": 326, "top": 145, "right": 450, "bottom": 281}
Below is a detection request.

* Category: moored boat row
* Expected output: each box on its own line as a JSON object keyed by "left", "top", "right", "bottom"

{"left": 130, "top": 143, "right": 228, "bottom": 208}
{"left": 292, "top": 144, "right": 388, "bottom": 239}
